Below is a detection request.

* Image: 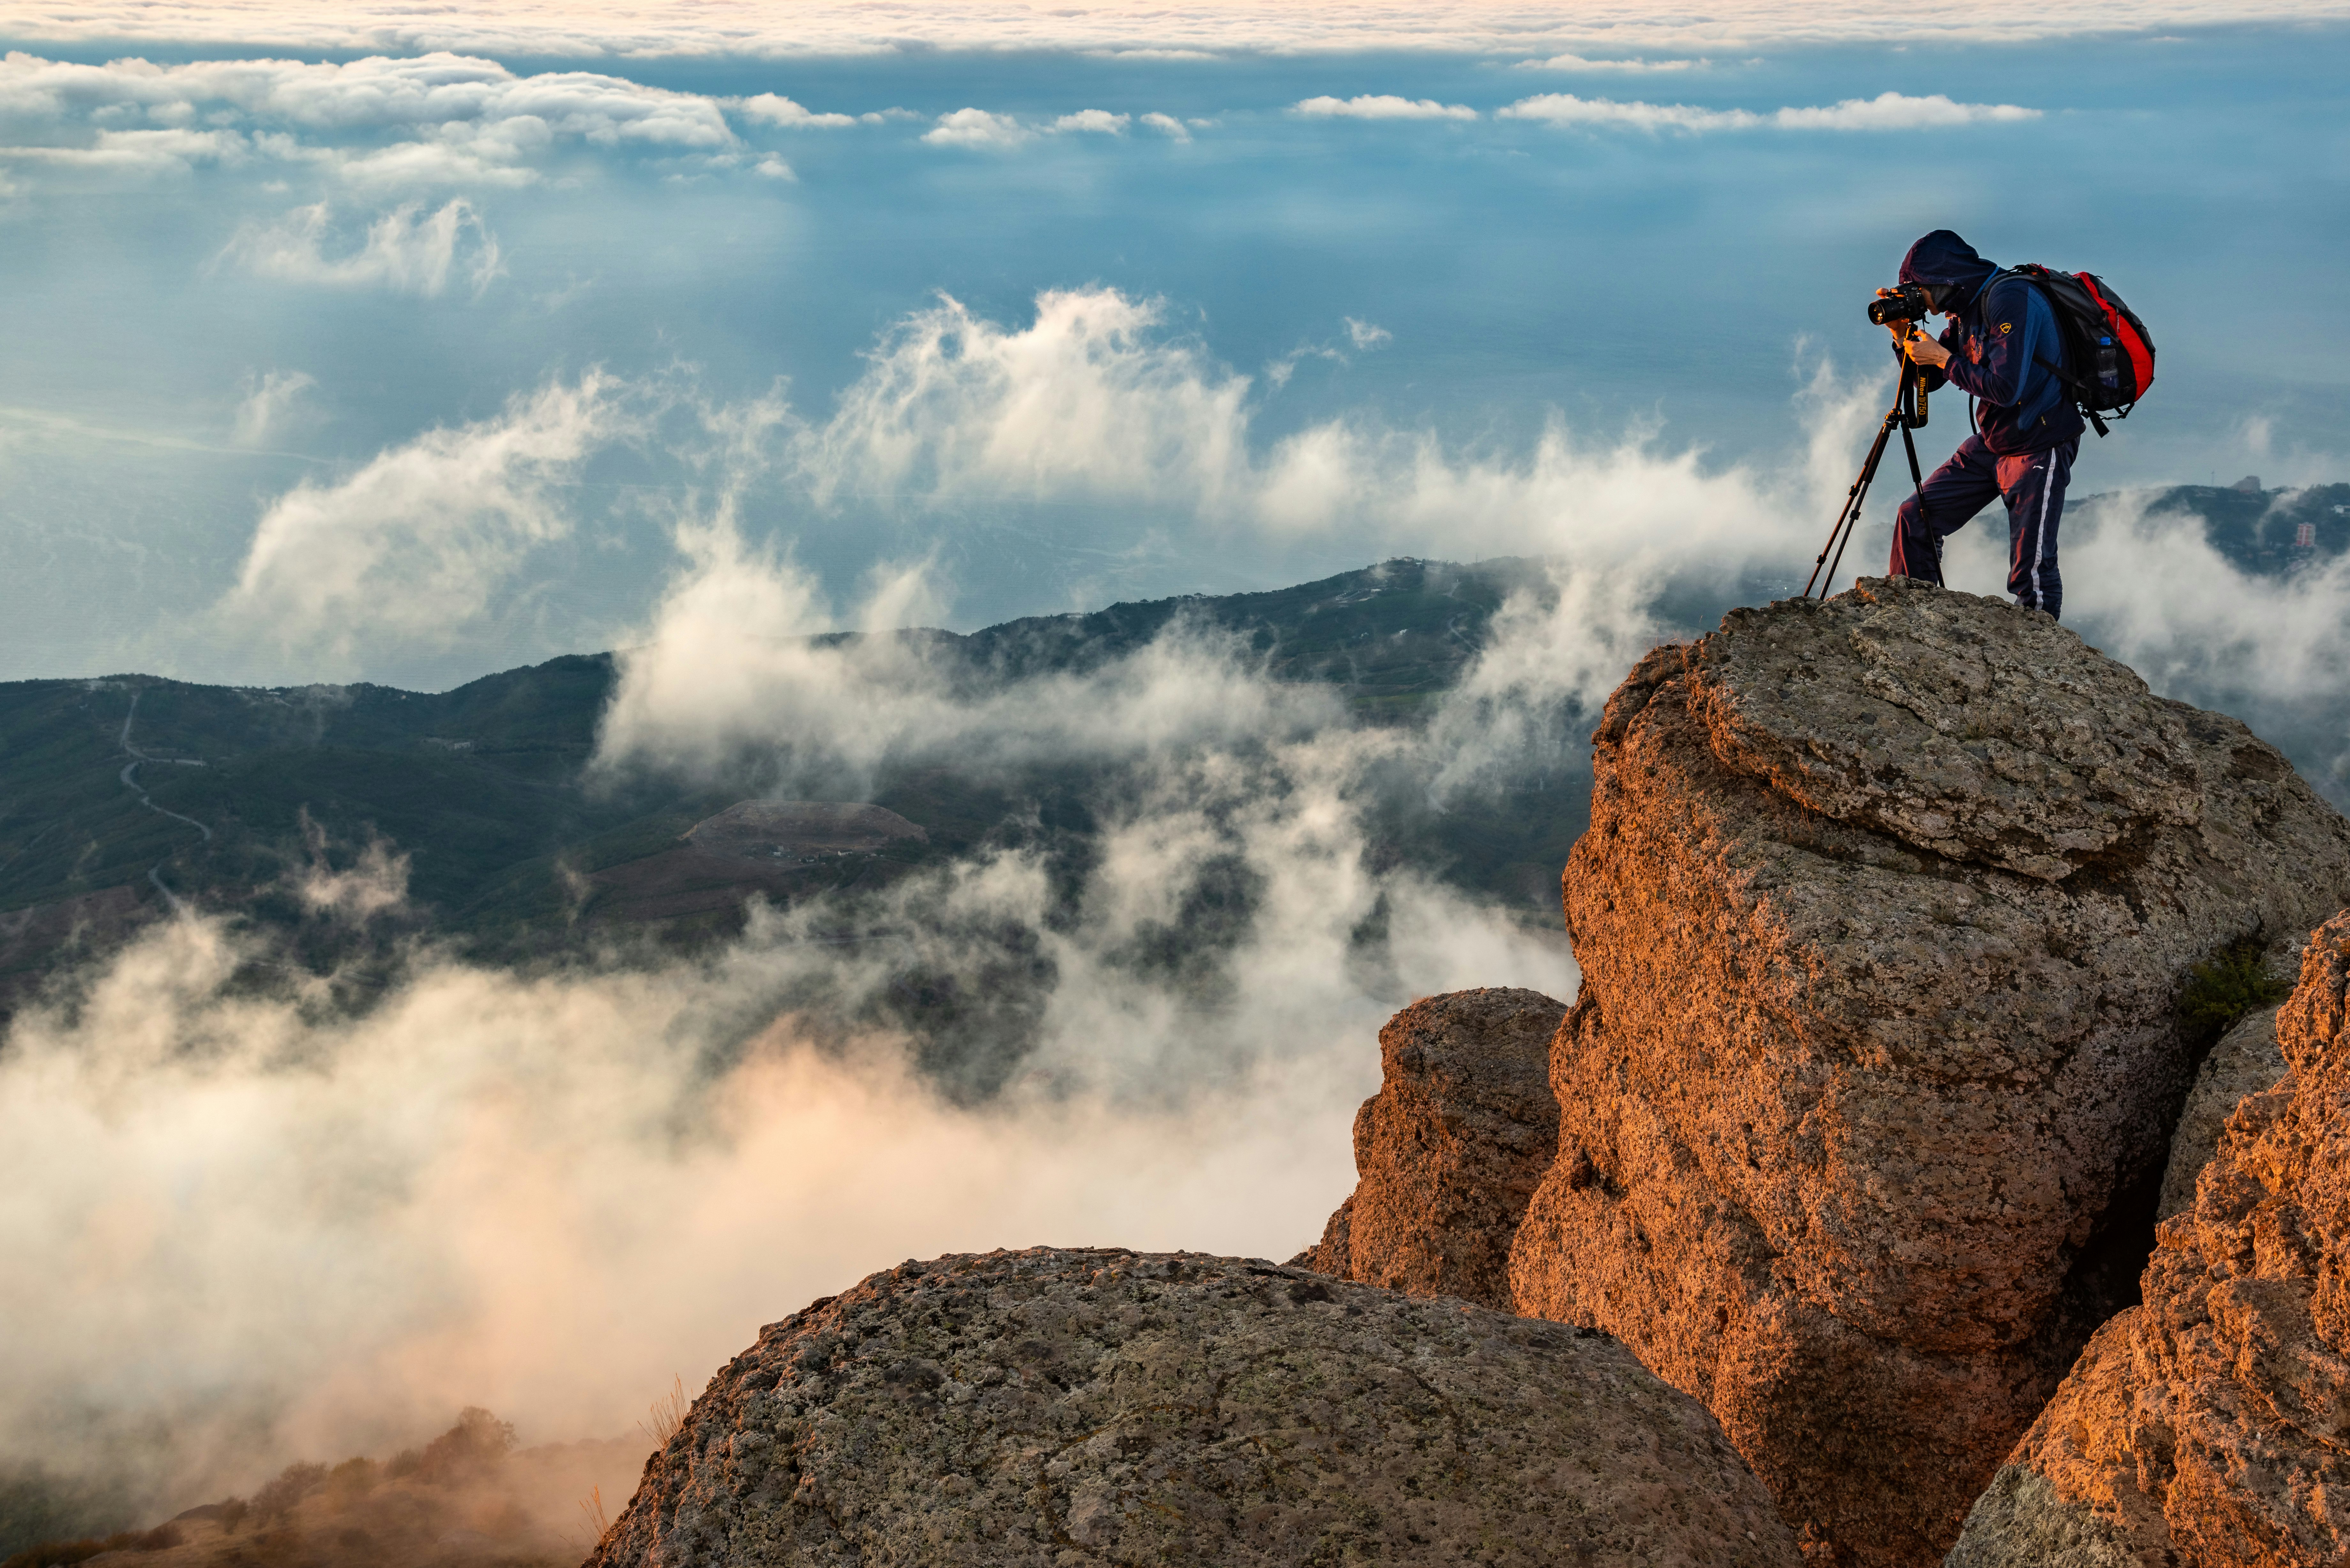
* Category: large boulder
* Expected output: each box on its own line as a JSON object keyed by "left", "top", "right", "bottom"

{"left": 1292, "top": 986, "right": 1565, "bottom": 1309}
{"left": 1945, "top": 912, "right": 2350, "bottom": 1566}
{"left": 1506, "top": 579, "right": 2350, "bottom": 1565}
{"left": 587, "top": 1247, "right": 1801, "bottom": 1568}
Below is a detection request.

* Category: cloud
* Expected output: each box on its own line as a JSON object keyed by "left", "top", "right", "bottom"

{"left": 1514, "top": 53, "right": 1706, "bottom": 70}
{"left": 218, "top": 199, "right": 504, "bottom": 295}
{"left": 0, "top": 1, "right": 2329, "bottom": 57}
{"left": 231, "top": 368, "right": 317, "bottom": 447}
{"left": 921, "top": 107, "right": 1030, "bottom": 148}
{"left": 1772, "top": 91, "right": 2042, "bottom": 128}
{"left": 799, "top": 289, "right": 1256, "bottom": 512}
{"left": 0, "top": 125, "right": 250, "bottom": 174}
{"left": 1138, "top": 111, "right": 1191, "bottom": 141}
{"left": 731, "top": 92, "right": 855, "bottom": 128}
{"left": 4, "top": 540, "right": 1586, "bottom": 1513}
{"left": 0, "top": 52, "right": 738, "bottom": 189}
{"left": 214, "top": 374, "right": 626, "bottom": 669}
{"left": 1498, "top": 89, "right": 2040, "bottom": 132}
{"left": 1343, "top": 317, "right": 1391, "bottom": 350}
{"left": 1050, "top": 108, "right": 1129, "bottom": 134}
{"left": 1292, "top": 94, "right": 1477, "bottom": 120}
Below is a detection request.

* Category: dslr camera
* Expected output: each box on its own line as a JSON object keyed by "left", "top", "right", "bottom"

{"left": 1868, "top": 283, "right": 1934, "bottom": 328}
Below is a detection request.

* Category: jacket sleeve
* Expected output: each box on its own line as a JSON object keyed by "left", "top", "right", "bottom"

{"left": 1942, "top": 280, "right": 2044, "bottom": 410}
{"left": 1899, "top": 324, "right": 1955, "bottom": 392}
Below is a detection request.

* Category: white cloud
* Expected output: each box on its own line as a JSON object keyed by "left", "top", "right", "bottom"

{"left": 1515, "top": 53, "right": 1706, "bottom": 70}
{"left": 0, "top": 51, "right": 737, "bottom": 189}
{"left": 1293, "top": 94, "right": 1477, "bottom": 120}
{"left": 218, "top": 198, "right": 504, "bottom": 296}
{"left": 798, "top": 289, "right": 1254, "bottom": 512}
{"left": 731, "top": 91, "right": 856, "bottom": 128}
{"left": 215, "top": 374, "right": 625, "bottom": 669}
{"left": 1139, "top": 111, "right": 1191, "bottom": 141}
{"left": 752, "top": 152, "right": 795, "bottom": 178}
{"left": 231, "top": 368, "right": 317, "bottom": 447}
{"left": 0, "top": 124, "right": 251, "bottom": 173}
{"left": 921, "top": 106, "right": 1031, "bottom": 148}
{"left": 1343, "top": 317, "right": 1392, "bottom": 350}
{"left": 1499, "top": 94, "right": 1757, "bottom": 131}
{"left": 0, "top": 1, "right": 2332, "bottom": 57}
{"left": 1050, "top": 108, "right": 1129, "bottom": 134}
{"left": 1772, "top": 90, "right": 2041, "bottom": 128}
{"left": 1499, "top": 89, "right": 2039, "bottom": 132}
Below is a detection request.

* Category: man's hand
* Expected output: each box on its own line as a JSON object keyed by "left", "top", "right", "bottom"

{"left": 1901, "top": 332, "right": 1951, "bottom": 370}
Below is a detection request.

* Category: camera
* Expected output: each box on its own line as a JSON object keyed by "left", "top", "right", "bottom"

{"left": 1867, "top": 283, "right": 1933, "bottom": 327}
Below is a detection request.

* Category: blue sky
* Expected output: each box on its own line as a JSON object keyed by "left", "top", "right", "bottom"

{"left": 1, "top": 4, "right": 2346, "bottom": 689}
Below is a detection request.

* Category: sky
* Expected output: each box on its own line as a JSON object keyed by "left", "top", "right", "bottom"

{"left": 5, "top": 0, "right": 2350, "bottom": 1534}
{"left": 0, "top": 0, "right": 2346, "bottom": 689}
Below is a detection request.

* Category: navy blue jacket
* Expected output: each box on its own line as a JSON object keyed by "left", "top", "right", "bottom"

{"left": 1900, "top": 230, "right": 2084, "bottom": 455}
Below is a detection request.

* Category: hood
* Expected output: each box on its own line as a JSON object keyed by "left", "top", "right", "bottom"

{"left": 1899, "top": 230, "right": 1998, "bottom": 317}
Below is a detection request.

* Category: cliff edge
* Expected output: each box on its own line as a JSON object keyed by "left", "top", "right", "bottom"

{"left": 1500, "top": 578, "right": 2350, "bottom": 1564}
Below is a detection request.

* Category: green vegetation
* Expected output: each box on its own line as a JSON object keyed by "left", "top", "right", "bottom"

{"left": 2180, "top": 934, "right": 2295, "bottom": 1043}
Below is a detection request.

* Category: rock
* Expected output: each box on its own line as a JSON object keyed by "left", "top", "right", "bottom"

{"left": 2157, "top": 1012, "right": 2285, "bottom": 1220}
{"left": 1945, "top": 912, "right": 2350, "bottom": 1567}
{"left": 1292, "top": 987, "right": 1565, "bottom": 1308}
{"left": 2153, "top": 933, "right": 2306, "bottom": 1220}
{"left": 588, "top": 1247, "right": 1802, "bottom": 1568}
{"left": 1506, "top": 579, "right": 2350, "bottom": 1565}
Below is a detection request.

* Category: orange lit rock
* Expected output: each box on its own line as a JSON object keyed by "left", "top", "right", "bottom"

{"left": 1507, "top": 578, "right": 2350, "bottom": 1566}
{"left": 1946, "top": 913, "right": 2350, "bottom": 1566}
{"left": 1292, "top": 986, "right": 1565, "bottom": 1309}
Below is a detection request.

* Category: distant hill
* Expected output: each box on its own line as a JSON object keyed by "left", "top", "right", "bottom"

{"left": 2127, "top": 480, "right": 2350, "bottom": 576}
{"left": 0, "top": 557, "right": 1585, "bottom": 1017}
{"left": 3, "top": 482, "right": 2339, "bottom": 1023}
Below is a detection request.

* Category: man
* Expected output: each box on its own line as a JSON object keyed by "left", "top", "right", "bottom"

{"left": 1882, "top": 230, "right": 2083, "bottom": 618}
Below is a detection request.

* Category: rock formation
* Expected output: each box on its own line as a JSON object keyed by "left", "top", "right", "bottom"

{"left": 1946, "top": 912, "right": 2350, "bottom": 1566}
{"left": 587, "top": 1247, "right": 1802, "bottom": 1568}
{"left": 1293, "top": 986, "right": 1565, "bottom": 1309}
{"left": 1501, "top": 579, "right": 2350, "bottom": 1564}
{"left": 2159, "top": 1007, "right": 2286, "bottom": 1221}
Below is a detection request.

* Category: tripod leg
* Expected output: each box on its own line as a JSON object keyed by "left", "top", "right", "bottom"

{"left": 1805, "top": 412, "right": 1898, "bottom": 598}
{"left": 1896, "top": 418, "right": 1938, "bottom": 580}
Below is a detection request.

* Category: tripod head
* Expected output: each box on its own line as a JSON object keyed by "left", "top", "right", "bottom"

{"left": 1891, "top": 329, "right": 1929, "bottom": 430}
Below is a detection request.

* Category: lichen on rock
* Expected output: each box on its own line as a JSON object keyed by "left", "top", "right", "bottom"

{"left": 1945, "top": 912, "right": 2350, "bottom": 1567}
{"left": 586, "top": 1246, "right": 1801, "bottom": 1568}
{"left": 1293, "top": 986, "right": 1565, "bottom": 1309}
{"left": 1504, "top": 578, "right": 2350, "bottom": 1565}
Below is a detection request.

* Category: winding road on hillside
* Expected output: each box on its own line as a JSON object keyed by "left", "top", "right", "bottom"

{"left": 117, "top": 691, "right": 211, "bottom": 913}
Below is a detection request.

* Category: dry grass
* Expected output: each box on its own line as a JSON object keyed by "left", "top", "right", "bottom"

{"left": 637, "top": 1377, "right": 689, "bottom": 1450}
{"left": 576, "top": 1486, "right": 610, "bottom": 1545}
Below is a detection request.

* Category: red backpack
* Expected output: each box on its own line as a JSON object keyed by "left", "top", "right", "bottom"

{"left": 2011, "top": 262, "right": 2156, "bottom": 436}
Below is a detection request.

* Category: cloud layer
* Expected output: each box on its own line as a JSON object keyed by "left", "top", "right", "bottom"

{"left": 2, "top": 0, "right": 2340, "bottom": 56}
{"left": 1499, "top": 90, "right": 2040, "bottom": 132}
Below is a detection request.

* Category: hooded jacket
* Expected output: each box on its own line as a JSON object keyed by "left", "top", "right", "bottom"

{"left": 1900, "top": 230, "right": 2084, "bottom": 455}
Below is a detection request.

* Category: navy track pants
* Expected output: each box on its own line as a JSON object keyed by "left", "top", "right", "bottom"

{"left": 1887, "top": 432, "right": 2077, "bottom": 619}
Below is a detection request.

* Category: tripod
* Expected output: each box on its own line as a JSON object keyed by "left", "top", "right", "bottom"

{"left": 1802, "top": 337, "right": 1933, "bottom": 599}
